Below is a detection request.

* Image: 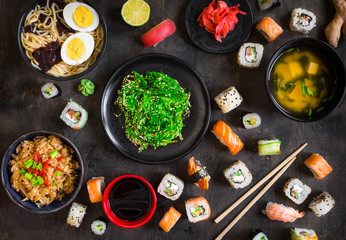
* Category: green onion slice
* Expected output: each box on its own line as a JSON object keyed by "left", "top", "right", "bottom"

{"left": 24, "top": 159, "right": 34, "bottom": 169}
{"left": 49, "top": 150, "right": 58, "bottom": 159}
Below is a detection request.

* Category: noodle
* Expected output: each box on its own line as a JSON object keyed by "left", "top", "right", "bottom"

{"left": 10, "top": 136, "right": 79, "bottom": 207}
{"left": 21, "top": 0, "right": 104, "bottom": 77}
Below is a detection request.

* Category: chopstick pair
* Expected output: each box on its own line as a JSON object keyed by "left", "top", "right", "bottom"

{"left": 214, "top": 143, "right": 308, "bottom": 240}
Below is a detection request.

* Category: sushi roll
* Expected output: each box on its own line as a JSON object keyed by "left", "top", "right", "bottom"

{"left": 283, "top": 178, "right": 311, "bottom": 205}
{"left": 309, "top": 192, "right": 335, "bottom": 217}
{"left": 187, "top": 157, "right": 210, "bottom": 191}
{"left": 263, "top": 202, "right": 305, "bottom": 223}
{"left": 60, "top": 100, "right": 88, "bottom": 130}
{"left": 257, "top": 0, "right": 281, "bottom": 11}
{"left": 242, "top": 113, "right": 262, "bottom": 129}
{"left": 91, "top": 220, "right": 106, "bottom": 235}
{"left": 157, "top": 173, "right": 184, "bottom": 200}
{"left": 212, "top": 120, "right": 244, "bottom": 155}
{"left": 223, "top": 160, "right": 252, "bottom": 189}
{"left": 66, "top": 202, "right": 87, "bottom": 228}
{"left": 87, "top": 177, "right": 105, "bottom": 203}
{"left": 304, "top": 154, "right": 333, "bottom": 179}
{"left": 258, "top": 139, "right": 281, "bottom": 155}
{"left": 159, "top": 207, "right": 181, "bottom": 232}
{"left": 141, "top": 19, "right": 176, "bottom": 47}
{"left": 256, "top": 17, "right": 283, "bottom": 42}
{"left": 291, "top": 228, "right": 318, "bottom": 240}
{"left": 290, "top": 8, "right": 316, "bottom": 34}
{"left": 214, "top": 86, "right": 243, "bottom": 113}
{"left": 252, "top": 229, "right": 269, "bottom": 240}
{"left": 41, "top": 83, "right": 59, "bottom": 99}
{"left": 237, "top": 43, "right": 264, "bottom": 68}
{"left": 185, "top": 196, "right": 211, "bottom": 223}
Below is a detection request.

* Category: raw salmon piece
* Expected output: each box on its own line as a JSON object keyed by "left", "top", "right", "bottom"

{"left": 264, "top": 202, "right": 305, "bottom": 223}
{"left": 187, "top": 157, "right": 210, "bottom": 191}
{"left": 159, "top": 207, "right": 181, "bottom": 232}
{"left": 87, "top": 177, "right": 104, "bottom": 203}
{"left": 304, "top": 153, "right": 333, "bottom": 179}
{"left": 212, "top": 120, "right": 243, "bottom": 155}
{"left": 141, "top": 19, "right": 176, "bottom": 47}
{"left": 256, "top": 17, "right": 283, "bottom": 42}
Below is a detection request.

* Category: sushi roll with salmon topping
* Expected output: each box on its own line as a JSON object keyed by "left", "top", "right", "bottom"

{"left": 291, "top": 228, "right": 318, "bottom": 240}
{"left": 309, "top": 192, "right": 335, "bottom": 217}
{"left": 304, "top": 154, "right": 333, "bottom": 179}
{"left": 185, "top": 196, "right": 211, "bottom": 223}
{"left": 187, "top": 157, "right": 210, "bottom": 191}
{"left": 157, "top": 173, "right": 184, "bottom": 201}
{"left": 67, "top": 202, "right": 87, "bottom": 228}
{"left": 141, "top": 19, "right": 176, "bottom": 47}
{"left": 87, "top": 177, "right": 105, "bottom": 203}
{"left": 256, "top": 17, "right": 283, "bottom": 42}
{"left": 263, "top": 202, "right": 305, "bottom": 223}
{"left": 212, "top": 120, "right": 244, "bottom": 155}
{"left": 237, "top": 43, "right": 264, "bottom": 68}
{"left": 159, "top": 207, "right": 181, "bottom": 232}
{"left": 214, "top": 86, "right": 243, "bottom": 113}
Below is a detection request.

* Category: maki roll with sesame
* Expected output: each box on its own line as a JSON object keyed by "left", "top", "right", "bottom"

{"left": 223, "top": 160, "right": 252, "bottom": 189}
{"left": 283, "top": 178, "right": 311, "bottom": 205}
{"left": 309, "top": 192, "right": 335, "bottom": 217}
{"left": 290, "top": 8, "right": 316, "bottom": 34}
{"left": 60, "top": 100, "right": 88, "bottom": 130}
{"left": 237, "top": 43, "right": 264, "bottom": 68}
{"left": 214, "top": 86, "right": 243, "bottom": 113}
{"left": 66, "top": 202, "right": 87, "bottom": 228}
{"left": 157, "top": 173, "right": 184, "bottom": 201}
{"left": 41, "top": 83, "right": 60, "bottom": 99}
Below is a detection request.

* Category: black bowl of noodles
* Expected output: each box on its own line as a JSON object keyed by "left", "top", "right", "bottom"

{"left": 1, "top": 130, "right": 84, "bottom": 213}
{"left": 17, "top": 0, "right": 107, "bottom": 81}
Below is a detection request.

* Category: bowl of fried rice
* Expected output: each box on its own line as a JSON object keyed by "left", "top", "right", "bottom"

{"left": 1, "top": 130, "right": 84, "bottom": 213}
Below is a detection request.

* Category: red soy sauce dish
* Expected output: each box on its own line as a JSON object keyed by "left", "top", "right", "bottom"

{"left": 103, "top": 174, "right": 157, "bottom": 228}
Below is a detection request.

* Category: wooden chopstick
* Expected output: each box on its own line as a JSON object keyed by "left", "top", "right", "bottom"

{"left": 215, "top": 156, "right": 297, "bottom": 240}
{"left": 214, "top": 142, "right": 307, "bottom": 224}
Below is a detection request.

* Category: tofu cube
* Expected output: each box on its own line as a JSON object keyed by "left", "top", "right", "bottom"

{"left": 307, "top": 62, "right": 319, "bottom": 75}
{"left": 288, "top": 62, "right": 303, "bottom": 78}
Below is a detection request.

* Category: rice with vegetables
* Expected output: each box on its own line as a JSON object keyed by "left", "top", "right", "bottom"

{"left": 9, "top": 136, "right": 79, "bottom": 207}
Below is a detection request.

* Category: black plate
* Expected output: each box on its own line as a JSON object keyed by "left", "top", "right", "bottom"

{"left": 101, "top": 54, "right": 211, "bottom": 164}
{"left": 185, "top": 0, "right": 252, "bottom": 54}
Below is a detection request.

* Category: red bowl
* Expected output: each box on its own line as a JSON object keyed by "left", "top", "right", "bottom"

{"left": 102, "top": 174, "right": 157, "bottom": 228}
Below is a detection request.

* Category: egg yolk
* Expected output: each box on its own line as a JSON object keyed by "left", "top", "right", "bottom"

{"left": 73, "top": 6, "right": 93, "bottom": 28}
{"left": 66, "top": 38, "right": 85, "bottom": 60}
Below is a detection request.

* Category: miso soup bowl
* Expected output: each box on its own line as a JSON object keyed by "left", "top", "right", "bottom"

{"left": 102, "top": 174, "right": 157, "bottom": 229}
{"left": 265, "top": 38, "right": 345, "bottom": 122}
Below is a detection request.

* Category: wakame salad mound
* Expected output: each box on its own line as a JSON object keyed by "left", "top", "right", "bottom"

{"left": 115, "top": 71, "right": 191, "bottom": 152}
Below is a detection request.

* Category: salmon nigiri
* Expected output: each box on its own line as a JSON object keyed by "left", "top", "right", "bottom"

{"left": 256, "top": 17, "right": 283, "bottom": 42}
{"left": 212, "top": 120, "right": 244, "bottom": 155}
{"left": 263, "top": 202, "right": 305, "bottom": 223}
{"left": 159, "top": 207, "right": 181, "bottom": 232}
{"left": 304, "top": 153, "right": 333, "bottom": 179}
{"left": 87, "top": 177, "right": 105, "bottom": 203}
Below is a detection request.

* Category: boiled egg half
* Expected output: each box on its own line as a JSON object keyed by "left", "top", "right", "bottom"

{"left": 61, "top": 32, "right": 95, "bottom": 65}
{"left": 63, "top": 2, "right": 99, "bottom": 32}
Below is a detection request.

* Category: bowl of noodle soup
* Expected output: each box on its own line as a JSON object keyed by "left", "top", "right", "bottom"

{"left": 1, "top": 130, "right": 84, "bottom": 213}
{"left": 18, "top": 0, "right": 107, "bottom": 80}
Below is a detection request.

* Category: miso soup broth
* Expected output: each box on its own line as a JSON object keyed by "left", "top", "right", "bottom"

{"left": 270, "top": 47, "right": 336, "bottom": 116}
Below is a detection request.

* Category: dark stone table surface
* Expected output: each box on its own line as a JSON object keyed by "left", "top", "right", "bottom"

{"left": 0, "top": 0, "right": 345, "bottom": 239}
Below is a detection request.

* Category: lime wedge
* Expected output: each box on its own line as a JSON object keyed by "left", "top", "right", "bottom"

{"left": 121, "top": 0, "right": 150, "bottom": 26}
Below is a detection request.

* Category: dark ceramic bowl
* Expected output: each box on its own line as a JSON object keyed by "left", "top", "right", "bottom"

{"left": 266, "top": 38, "right": 345, "bottom": 122}
{"left": 1, "top": 130, "right": 84, "bottom": 213}
{"left": 17, "top": 0, "right": 107, "bottom": 81}
{"left": 102, "top": 175, "right": 157, "bottom": 229}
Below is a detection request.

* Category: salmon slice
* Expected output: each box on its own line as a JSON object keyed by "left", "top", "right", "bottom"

{"left": 141, "top": 19, "right": 176, "bottom": 47}
{"left": 256, "top": 17, "right": 283, "bottom": 42}
{"left": 212, "top": 120, "right": 243, "bottom": 155}
{"left": 187, "top": 157, "right": 210, "bottom": 191}
{"left": 159, "top": 207, "right": 181, "bottom": 232}
{"left": 87, "top": 177, "right": 104, "bottom": 203}
{"left": 264, "top": 202, "right": 305, "bottom": 223}
{"left": 304, "top": 153, "right": 333, "bottom": 179}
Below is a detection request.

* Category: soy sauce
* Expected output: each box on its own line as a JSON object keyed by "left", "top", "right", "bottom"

{"left": 109, "top": 178, "right": 151, "bottom": 221}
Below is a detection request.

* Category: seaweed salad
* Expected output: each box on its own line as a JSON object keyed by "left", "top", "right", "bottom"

{"left": 115, "top": 71, "right": 191, "bottom": 152}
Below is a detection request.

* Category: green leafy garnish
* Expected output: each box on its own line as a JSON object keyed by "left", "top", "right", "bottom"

{"left": 114, "top": 71, "right": 191, "bottom": 152}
